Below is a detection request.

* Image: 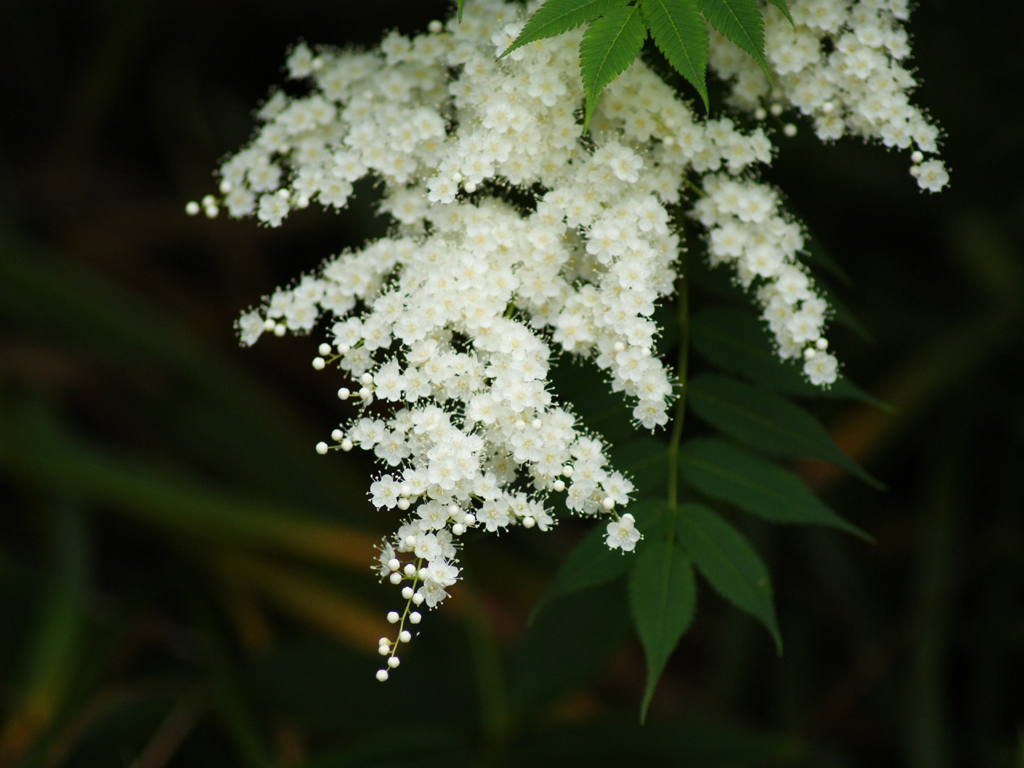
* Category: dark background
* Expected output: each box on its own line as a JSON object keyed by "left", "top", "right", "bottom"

{"left": 1, "top": 1, "right": 1022, "bottom": 767}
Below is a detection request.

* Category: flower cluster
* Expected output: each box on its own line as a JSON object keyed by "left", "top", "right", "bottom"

{"left": 193, "top": 0, "right": 944, "bottom": 677}
{"left": 709, "top": 0, "right": 948, "bottom": 191}
{"left": 693, "top": 173, "right": 838, "bottom": 383}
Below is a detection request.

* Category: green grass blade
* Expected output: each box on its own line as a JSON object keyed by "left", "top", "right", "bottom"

{"left": 0, "top": 395, "right": 375, "bottom": 567}
{"left": 0, "top": 223, "right": 366, "bottom": 510}
{"left": 0, "top": 502, "right": 90, "bottom": 766}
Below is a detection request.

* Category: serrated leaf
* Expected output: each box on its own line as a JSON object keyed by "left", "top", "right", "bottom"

{"left": 690, "top": 305, "right": 888, "bottom": 407}
{"left": 629, "top": 540, "right": 696, "bottom": 722}
{"left": 512, "top": 580, "right": 632, "bottom": 715}
{"left": 695, "top": 0, "right": 769, "bottom": 76}
{"left": 529, "top": 499, "right": 669, "bottom": 621}
{"left": 676, "top": 503, "right": 780, "bottom": 651}
{"left": 529, "top": 523, "right": 630, "bottom": 623}
{"left": 579, "top": 4, "right": 647, "bottom": 130}
{"left": 688, "top": 373, "right": 884, "bottom": 489}
{"left": 764, "top": 0, "right": 793, "bottom": 25}
{"left": 679, "top": 438, "right": 871, "bottom": 539}
{"left": 502, "top": 0, "right": 628, "bottom": 57}
{"left": 639, "top": 0, "right": 709, "bottom": 110}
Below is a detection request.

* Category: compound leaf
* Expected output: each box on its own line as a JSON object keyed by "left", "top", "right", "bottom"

{"left": 608, "top": 437, "right": 670, "bottom": 499}
{"left": 628, "top": 539, "right": 696, "bottom": 722}
{"left": 677, "top": 503, "right": 781, "bottom": 651}
{"left": 530, "top": 498, "right": 669, "bottom": 621}
{"left": 639, "top": 0, "right": 709, "bottom": 110}
{"left": 580, "top": 3, "right": 647, "bottom": 130}
{"left": 502, "top": 0, "right": 628, "bottom": 57}
{"left": 679, "top": 438, "right": 871, "bottom": 540}
{"left": 688, "top": 373, "right": 883, "bottom": 489}
{"left": 690, "top": 305, "right": 888, "bottom": 407}
{"left": 764, "top": 0, "right": 793, "bottom": 24}
{"left": 695, "top": 0, "right": 769, "bottom": 76}
{"left": 529, "top": 523, "right": 631, "bottom": 623}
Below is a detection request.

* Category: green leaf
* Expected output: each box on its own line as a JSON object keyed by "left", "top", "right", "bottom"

{"left": 689, "top": 245, "right": 751, "bottom": 304}
{"left": 502, "top": 0, "right": 628, "bottom": 57}
{"left": 529, "top": 497, "right": 667, "bottom": 622}
{"left": 676, "top": 503, "right": 781, "bottom": 651}
{"left": 628, "top": 540, "right": 696, "bottom": 722}
{"left": 688, "top": 373, "right": 884, "bottom": 488}
{"left": 579, "top": 4, "right": 647, "bottom": 130}
{"left": 457, "top": 0, "right": 464, "bottom": 22}
{"left": 694, "top": 0, "right": 769, "bottom": 76}
{"left": 512, "top": 580, "right": 632, "bottom": 715}
{"left": 639, "top": 0, "right": 709, "bottom": 110}
{"left": 679, "top": 438, "right": 871, "bottom": 539}
{"left": 764, "top": 0, "right": 793, "bottom": 25}
{"left": 528, "top": 522, "right": 631, "bottom": 623}
{"left": 630, "top": 496, "right": 673, "bottom": 535}
{"left": 690, "top": 305, "right": 889, "bottom": 407}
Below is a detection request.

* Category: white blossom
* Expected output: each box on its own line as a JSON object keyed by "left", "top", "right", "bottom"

{"left": 606, "top": 513, "right": 642, "bottom": 552}
{"left": 709, "top": 0, "right": 947, "bottom": 191}
{"left": 197, "top": 0, "right": 945, "bottom": 677}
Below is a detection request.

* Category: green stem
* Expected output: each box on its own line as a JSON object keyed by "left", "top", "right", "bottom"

{"left": 683, "top": 176, "right": 706, "bottom": 199}
{"left": 666, "top": 250, "right": 690, "bottom": 516}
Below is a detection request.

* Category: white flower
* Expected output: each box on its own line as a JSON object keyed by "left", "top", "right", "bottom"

{"left": 915, "top": 159, "right": 949, "bottom": 192}
{"left": 711, "top": 0, "right": 945, "bottom": 182}
{"left": 804, "top": 351, "right": 839, "bottom": 386}
{"left": 376, "top": 541, "right": 396, "bottom": 578}
{"left": 256, "top": 193, "right": 289, "bottom": 227}
{"left": 205, "top": 0, "right": 944, "bottom": 676}
{"left": 605, "top": 513, "right": 642, "bottom": 552}
{"left": 237, "top": 310, "right": 264, "bottom": 346}
{"left": 370, "top": 474, "right": 401, "bottom": 509}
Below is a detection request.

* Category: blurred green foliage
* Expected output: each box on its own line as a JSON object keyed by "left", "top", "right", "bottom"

{"left": 1, "top": 0, "right": 1022, "bottom": 767}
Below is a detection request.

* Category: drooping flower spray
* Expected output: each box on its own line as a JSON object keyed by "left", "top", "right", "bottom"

{"left": 192, "top": 0, "right": 945, "bottom": 679}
